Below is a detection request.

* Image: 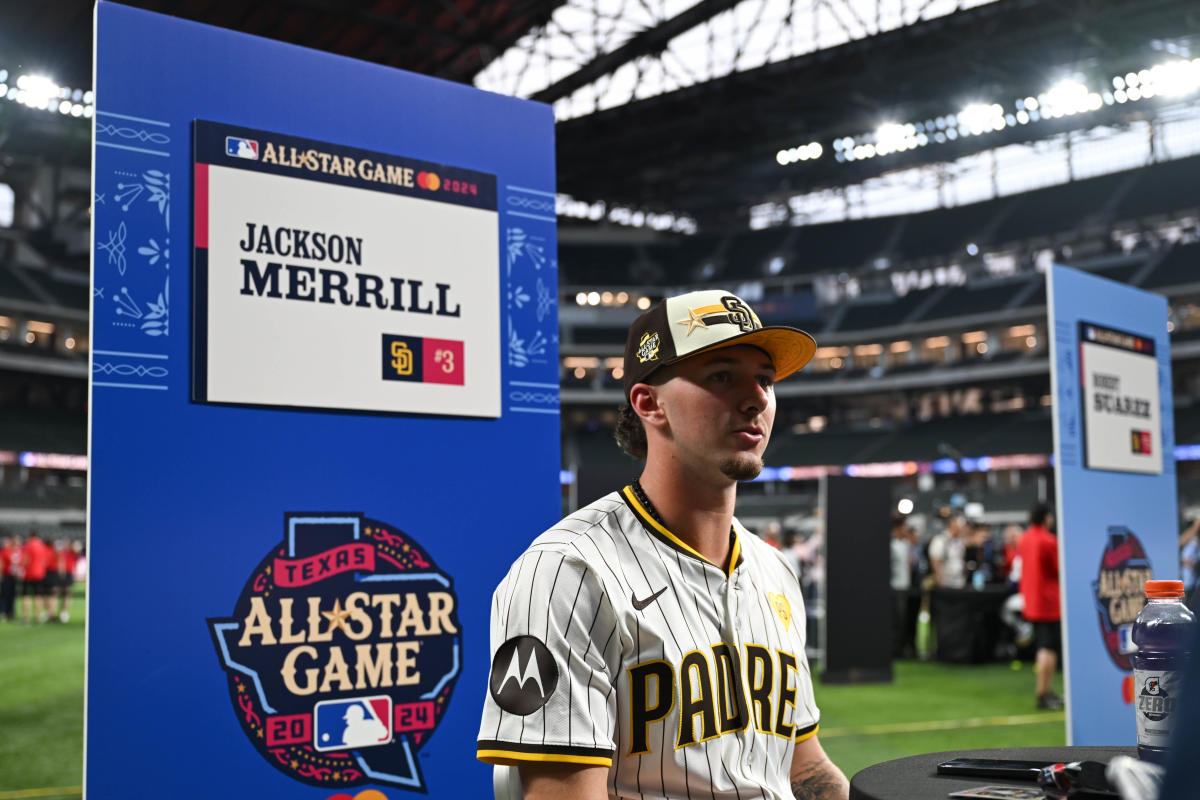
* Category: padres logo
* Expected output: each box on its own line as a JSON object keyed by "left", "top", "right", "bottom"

{"left": 721, "top": 296, "right": 759, "bottom": 333}
{"left": 637, "top": 331, "right": 661, "bottom": 363}
{"left": 208, "top": 512, "right": 462, "bottom": 793}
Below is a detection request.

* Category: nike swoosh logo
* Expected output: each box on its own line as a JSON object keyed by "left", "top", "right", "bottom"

{"left": 632, "top": 586, "right": 667, "bottom": 610}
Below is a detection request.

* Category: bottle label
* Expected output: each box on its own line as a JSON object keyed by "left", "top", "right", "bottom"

{"left": 1134, "top": 669, "right": 1181, "bottom": 748}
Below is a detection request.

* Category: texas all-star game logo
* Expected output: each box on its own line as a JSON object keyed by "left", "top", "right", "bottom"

{"left": 208, "top": 512, "right": 461, "bottom": 793}
{"left": 1091, "top": 525, "right": 1153, "bottom": 671}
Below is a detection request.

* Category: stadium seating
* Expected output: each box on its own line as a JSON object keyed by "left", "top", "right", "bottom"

{"left": 1115, "top": 155, "right": 1200, "bottom": 221}
{"left": 557, "top": 243, "right": 641, "bottom": 285}
{"left": 914, "top": 279, "right": 1030, "bottom": 323}
{"left": 836, "top": 286, "right": 939, "bottom": 331}
{"left": 1144, "top": 241, "right": 1200, "bottom": 289}
{"left": 0, "top": 409, "right": 86, "bottom": 453}
{"left": 894, "top": 198, "right": 1007, "bottom": 262}
{"left": 991, "top": 170, "right": 1132, "bottom": 246}
{"left": 725, "top": 226, "right": 792, "bottom": 274}
{"left": 0, "top": 264, "right": 42, "bottom": 304}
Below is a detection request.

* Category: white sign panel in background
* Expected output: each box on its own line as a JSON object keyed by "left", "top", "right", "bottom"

{"left": 1079, "top": 321, "right": 1162, "bottom": 474}
{"left": 199, "top": 150, "right": 499, "bottom": 418}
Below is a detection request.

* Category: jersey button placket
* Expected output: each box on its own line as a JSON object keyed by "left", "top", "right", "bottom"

{"left": 725, "top": 570, "right": 756, "bottom": 779}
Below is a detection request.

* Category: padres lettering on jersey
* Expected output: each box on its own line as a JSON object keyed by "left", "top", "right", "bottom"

{"left": 478, "top": 487, "right": 819, "bottom": 800}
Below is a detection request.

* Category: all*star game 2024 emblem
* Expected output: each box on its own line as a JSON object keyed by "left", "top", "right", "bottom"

{"left": 1092, "top": 525, "right": 1153, "bottom": 672}
{"left": 208, "top": 512, "right": 462, "bottom": 793}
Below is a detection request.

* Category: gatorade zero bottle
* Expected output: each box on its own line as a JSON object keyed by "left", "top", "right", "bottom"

{"left": 1131, "top": 579, "right": 1196, "bottom": 763}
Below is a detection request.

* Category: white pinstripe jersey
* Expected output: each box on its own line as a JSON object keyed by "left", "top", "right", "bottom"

{"left": 477, "top": 485, "right": 820, "bottom": 800}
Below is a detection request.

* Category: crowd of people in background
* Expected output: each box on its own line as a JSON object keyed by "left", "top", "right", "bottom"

{"left": 756, "top": 502, "right": 1071, "bottom": 706}
{"left": 755, "top": 501, "right": 1200, "bottom": 709}
{"left": 0, "top": 531, "right": 84, "bottom": 624}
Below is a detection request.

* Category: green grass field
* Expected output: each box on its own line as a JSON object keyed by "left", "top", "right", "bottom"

{"left": 0, "top": 586, "right": 1063, "bottom": 797}
{"left": 0, "top": 585, "right": 86, "bottom": 799}
{"left": 818, "top": 660, "right": 1064, "bottom": 778}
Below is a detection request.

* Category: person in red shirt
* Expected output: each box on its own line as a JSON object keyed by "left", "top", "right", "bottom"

{"left": 0, "top": 536, "right": 17, "bottom": 621}
{"left": 52, "top": 539, "right": 79, "bottom": 623}
{"left": 19, "top": 531, "right": 52, "bottom": 624}
{"left": 1018, "top": 504, "right": 1061, "bottom": 709}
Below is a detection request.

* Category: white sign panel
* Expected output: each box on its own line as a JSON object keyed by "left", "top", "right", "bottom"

{"left": 193, "top": 121, "right": 500, "bottom": 418}
{"left": 1079, "top": 321, "right": 1162, "bottom": 474}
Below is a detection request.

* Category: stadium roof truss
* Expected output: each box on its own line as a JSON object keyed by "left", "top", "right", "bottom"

{"left": 535, "top": 0, "right": 1200, "bottom": 227}
{"left": 474, "top": 0, "right": 1000, "bottom": 118}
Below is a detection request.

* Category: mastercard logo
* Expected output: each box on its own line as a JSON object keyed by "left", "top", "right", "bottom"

{"left": 416, "top": 171, "right": 441, "bottom": 191}
{"left": 328, "top": 791, "right": 388, "bottom": 800}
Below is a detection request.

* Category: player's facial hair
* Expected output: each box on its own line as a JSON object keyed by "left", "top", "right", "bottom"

{"left": 720, "top": 454, "right": 763, "bottom": 481}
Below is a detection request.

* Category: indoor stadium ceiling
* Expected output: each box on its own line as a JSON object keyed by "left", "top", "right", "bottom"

{"left": 3, "top": 0, "right": 1200, "bottom": 229}
{"left": 6, "top": 0, "right": 561, "bottom": 90}
{"left": 552, "top": 0, "right": 1200, "bottom": 227}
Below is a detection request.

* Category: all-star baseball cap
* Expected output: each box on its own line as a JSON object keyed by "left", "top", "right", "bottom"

{"left": 622, "top": 289, "right": 817, "bottom": 399}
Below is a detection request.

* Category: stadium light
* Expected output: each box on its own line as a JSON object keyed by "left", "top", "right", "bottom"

{"left": 1144, "top": 59, "right": 1200, "bottom": 97}
{"left": 958, "top": 103, "right": 1005, "bottom": 135}
{"left": 875, "top": 122, "right": 919, "bottom": 155}
{"left": 17, "top": 74, "right": 60, "bottom": 110}
{"left": 2, "top": 69, "right": 93, "bottom": 117}
{"left": 775, "top": 141, "right": 823, "bottom": 165}
{"left": 1040, "top": 79, "right": 1100, "bottom": 117}
{"left": 772, "top": 51, "right": 1200, "bottom": 177}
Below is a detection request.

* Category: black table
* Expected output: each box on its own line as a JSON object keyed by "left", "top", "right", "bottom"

{"left": 849, "top": 746, "right": 1136, "bottom": 800}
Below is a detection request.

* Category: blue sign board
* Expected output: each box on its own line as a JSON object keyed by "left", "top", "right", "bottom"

{"left": 89, "top": 3, "right": 558, "bottom": 796}
{"left": 1048, "top": 264, "right": 1177, "bottom": 745}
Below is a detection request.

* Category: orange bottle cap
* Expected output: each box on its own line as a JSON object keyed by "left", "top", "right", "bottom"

{"left": 1145, "top": 579, "right": 1185, "bottom": 598}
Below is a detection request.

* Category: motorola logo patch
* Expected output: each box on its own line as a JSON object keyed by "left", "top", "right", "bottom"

{"left": 489, "top": 635, "right": 558, "bottom": 715}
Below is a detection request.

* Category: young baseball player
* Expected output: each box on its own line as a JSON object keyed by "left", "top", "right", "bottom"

{"left": 478, "top": 290, "right": 849, "bottom": 799}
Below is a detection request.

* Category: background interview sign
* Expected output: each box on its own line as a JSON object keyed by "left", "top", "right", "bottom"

{"left": 1048, "top": 264, "right": 1178, "bottom": 746}
{"left": 89, "top": 4, "right": 559, "bottom": 797}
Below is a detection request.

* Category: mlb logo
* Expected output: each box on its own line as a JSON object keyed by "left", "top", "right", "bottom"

{"left": 313, "top": 695, "right": 393, "bottom": 752}
{"left": 225, "top": 136, "right": 259, "bottom": 160}
{"left": 1118, "top": 623, "right": 1137, "bottom": 655}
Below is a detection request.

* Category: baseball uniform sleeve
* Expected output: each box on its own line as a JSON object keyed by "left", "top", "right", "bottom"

{"left": 477, "top": 546, "right": 621, "bottom": 766}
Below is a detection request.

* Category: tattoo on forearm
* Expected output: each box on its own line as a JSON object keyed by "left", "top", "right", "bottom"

{"left": 790, "top": 759, "right": 848, "bottom": 800}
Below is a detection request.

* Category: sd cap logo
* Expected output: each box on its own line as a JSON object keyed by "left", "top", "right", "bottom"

{"left": 721, "top": 295, "right": 760, "bottom": 332}
{"left": 675, "top": 296, "right": 761, "bottom": 336}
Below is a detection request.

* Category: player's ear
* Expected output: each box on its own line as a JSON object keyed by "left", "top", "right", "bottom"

{"left": 630, "top": 383, "right": 667, "bottom": 430}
